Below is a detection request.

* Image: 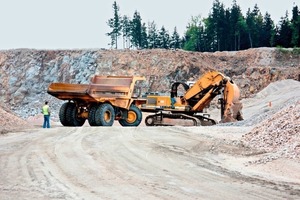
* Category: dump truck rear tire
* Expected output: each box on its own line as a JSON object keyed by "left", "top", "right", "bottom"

{"left": 66, "top": 103, "right": 86, "bottom": 126}
{"left": 59, "top": 102, "right": 71, "bottom": 126}
{"left": 88, "top": 105, "right": 97, "bottom": 126}
{"left": 119, "top": 104, "right": 142, "bottom": 126}
{"left": 94, "top": 103, "right": 115, "bottom": 126}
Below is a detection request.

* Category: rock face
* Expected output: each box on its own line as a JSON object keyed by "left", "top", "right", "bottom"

{"left": 0, "top": 47, "right": 299, "bottom": 119}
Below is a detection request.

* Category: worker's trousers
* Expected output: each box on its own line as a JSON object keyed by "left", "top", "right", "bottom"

{"left": 43, "top": 115, "right": 50, "bottom": 128}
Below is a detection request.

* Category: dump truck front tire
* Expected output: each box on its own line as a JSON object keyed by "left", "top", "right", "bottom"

{"left": 59, "top": 102, "right": 71, "bottom": 126}
{"left": 94, "top": 103, "right": 115, "bottom": 126}
{"left": 119, "top": 104, "right": 142, "bottom": 126}
{"left": 66, "top": 103, "right": 86, "bottom": 126}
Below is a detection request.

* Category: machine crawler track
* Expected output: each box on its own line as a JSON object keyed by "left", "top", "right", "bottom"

{"left": 145, "top": 112, "right": 217, "bottom": 126}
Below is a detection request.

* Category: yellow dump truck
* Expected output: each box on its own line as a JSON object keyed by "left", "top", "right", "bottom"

{"left": 47, "top": 75, "right": 146, "bottom": 126}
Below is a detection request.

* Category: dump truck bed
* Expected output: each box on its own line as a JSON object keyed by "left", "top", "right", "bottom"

{"left": 47, "top": 83, "right": 93, "bottom": 101}
{"left": 47, "top": 75, "right": 146, "bottom": 103}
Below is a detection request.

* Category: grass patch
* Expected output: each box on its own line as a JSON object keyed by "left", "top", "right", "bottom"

{"left": 276, "top": 46, "right": 291, "bottom": 54}
{"left": 292, "top": 47, "right": 300, "bottom": 55}
{"left": 276, "top": 47, "right": 300, "bottom": 55}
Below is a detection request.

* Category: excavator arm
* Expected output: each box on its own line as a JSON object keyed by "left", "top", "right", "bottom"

{"left": 181, "top": 71, "right": 243, "bottom": 122}
{"left": 183, "top": 71, "right": 225, "bottom": 100}
{"left": 221, "top": 80, "right": 243, "bottom": 122}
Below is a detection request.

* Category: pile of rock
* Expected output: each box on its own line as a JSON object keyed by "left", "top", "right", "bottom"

{"left": 242, "top": 100, "right": 300, "bottom": 159}
{"left": 0, "top": 106, "right": 32, "bottom": 134}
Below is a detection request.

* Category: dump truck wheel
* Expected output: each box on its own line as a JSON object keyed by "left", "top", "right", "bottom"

{"left": 119, "top": 105, "right": 142, "bottom": 126}
{"left": 59, "top": 102, "right": 71, "bottom": 126}
{"left": 88, "top": 105, "right": 97, "bottom": 126}
{"left": 94, "top": 103, "right": 115, "bottom": 126}
{"left": 66, "top": 103, "right": 86, "bottom": 126}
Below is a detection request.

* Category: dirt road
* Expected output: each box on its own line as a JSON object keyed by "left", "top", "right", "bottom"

{"left": 1, "top": 125, "right": 300, "bottom": 200}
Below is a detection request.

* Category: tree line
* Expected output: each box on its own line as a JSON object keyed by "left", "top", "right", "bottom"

{"left": 106, "top": 0, "right": 300, "bottom": 52}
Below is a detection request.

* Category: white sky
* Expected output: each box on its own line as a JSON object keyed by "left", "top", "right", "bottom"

{"left": 0, "top": 0, "right": 298, "bottom": 50}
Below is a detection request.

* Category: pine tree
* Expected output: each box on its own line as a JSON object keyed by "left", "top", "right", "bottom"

{"left": 130, "top": 11, "right": 143, "bottom": 49}
{"left": 170, "top": 27, "right": 181, "bottom": 49}
{"left": 106, "top": 1, "right": 122, "bottom": 49}
{"left": 246, "top": 4, "right": 263, "bottom": 48}
{"left": 275, "top": 12, "right": 293, "bottom": 47}
{"left": 229, "top": 0, "right": 246, "bottom": 50}
{"left": 236, "top": 15, "right": 248, "bottom": 50}
{"left": 260, "top": 12, "right": 274, "bottom": 47}
{"left": 213, "top": 0, "right": 227, "bottom": 51}
{"left": 291, "top": 5, "right": 300, "bottom": 47}
{"left": 204, "top": 14, "right": 216, "bottom": 52}
{"left": 147, "top": 21, "right": 159, "bottom": 49}
{"left": 158, "top": 26, "right": 170, "bottom": 49}
{"left": 141, "top": 23, "right": 148, "bottom": 49}
{"left": 205, "top": 0, "right": 228, "bottom": 51}
{"left": 223, "top": 8, "right": 231, "bottom": 50}
{"left": 121, "top": 15, "right": 131, "bottom": 49}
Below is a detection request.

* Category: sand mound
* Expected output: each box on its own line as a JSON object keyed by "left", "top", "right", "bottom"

{"left": 0, "top": 106, "right": 33, "bottom": 134}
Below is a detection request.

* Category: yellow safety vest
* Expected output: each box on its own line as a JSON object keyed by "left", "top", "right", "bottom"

{"left": 42, "top": 105, "right": 49, "bottom": 115}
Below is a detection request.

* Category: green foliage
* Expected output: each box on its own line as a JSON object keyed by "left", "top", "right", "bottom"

{"left": 276, "top": 46, "right": 290, "bottom": 54}
{"left": 121, "top": 15, "right": 131, "bottom": 48}
{"left": 147, "top": 21, "right": 159, "bottom": 49}
{"left": 275, "top": 12, "right": 293, "bottom": 48}
{"left": 276, "top": 47, "right": 300, "bottom": 55}
{"left": 170, "top": 27, "right": 181, "bottom": 49}
{"left": 183, "top": 16, "right": 203, "bottom": 51}
{"left": 130, "top": 11, "right": 148, "bottom": 49}
{"left": 292, "top": 47, "right": 300, "bottom": 54}
{"left": 106, "top": 1, "right": 122, "bottom": 49}
{"left": 158, "top": 26, "right": 170, "bottom": 49}
{"left": 291, "top": 6, "right": 300, "bottom": 47}
{"left": 260, "top": 13, "right": 275, "bottom": 47}
{"left": 106, "top": 1, "right": 300, "bottom": 51}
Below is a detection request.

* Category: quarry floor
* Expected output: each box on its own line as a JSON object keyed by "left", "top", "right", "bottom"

{"left": 0, "top": 79, "right": 300, "bottom": 200}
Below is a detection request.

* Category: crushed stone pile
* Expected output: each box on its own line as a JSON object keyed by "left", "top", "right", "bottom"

{"left": 242, "top": 101, "right": 300, "bottom": 159}
{"left": 218, "top": 79, "right": 300, "bottom": 127}
{"left": 0, "top": 106, "right": 32, "bottom": 134}
{"left": 217, "top": 79, "right": 300, "bottom": 161}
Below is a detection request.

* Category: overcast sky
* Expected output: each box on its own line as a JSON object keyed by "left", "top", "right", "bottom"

{"left": 0, "top": 0, "right": 298, "bottom": 50}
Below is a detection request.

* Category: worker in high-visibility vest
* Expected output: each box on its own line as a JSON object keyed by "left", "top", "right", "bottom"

{"left": 42, "top": 101, "right": 51, "bottom": 128}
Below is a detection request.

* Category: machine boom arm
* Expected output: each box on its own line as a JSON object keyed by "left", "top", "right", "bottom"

{"left": 181, "top": 71, "right": 243, "bottom": 122}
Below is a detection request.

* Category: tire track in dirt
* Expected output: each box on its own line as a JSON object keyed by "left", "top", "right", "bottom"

{"left": 0, "top": 129, "right": 79, "bottom": 199}
{"left": 1, "top": 126, "right": 300, "bottom": 199}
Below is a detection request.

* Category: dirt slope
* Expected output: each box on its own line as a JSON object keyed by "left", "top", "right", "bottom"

{"left": 0, "top": 106, "right": 32, "bottom": 134}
